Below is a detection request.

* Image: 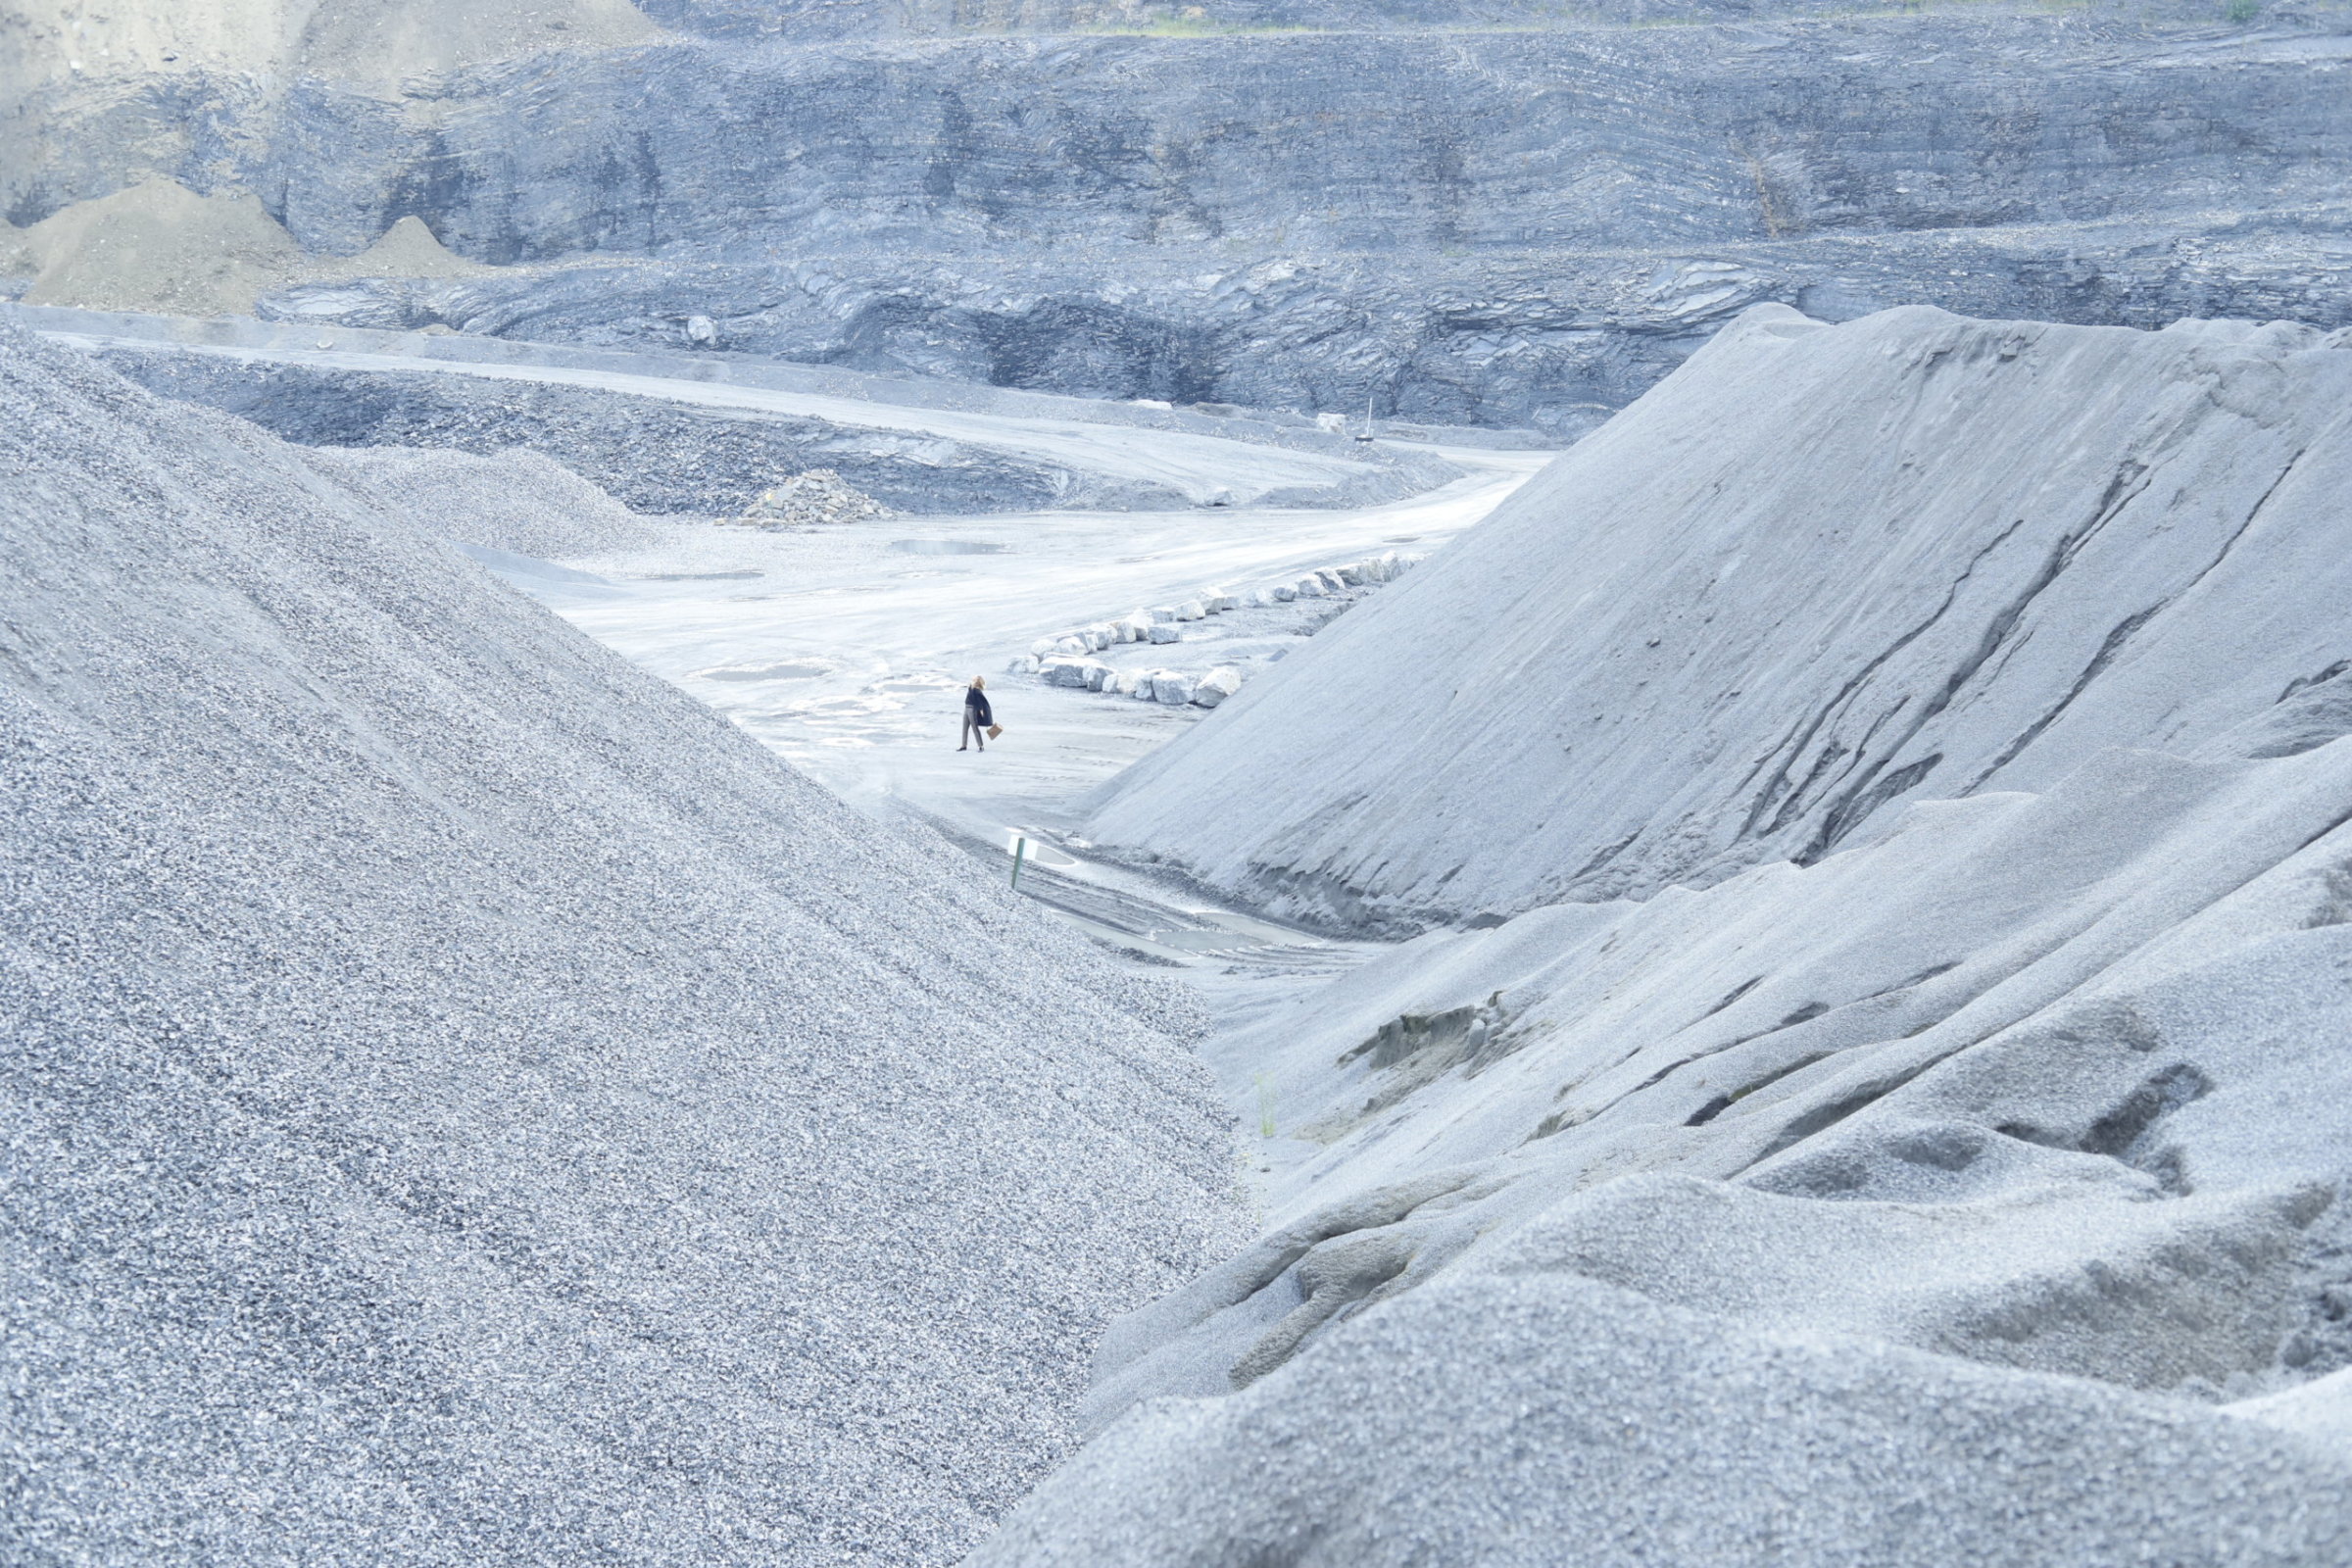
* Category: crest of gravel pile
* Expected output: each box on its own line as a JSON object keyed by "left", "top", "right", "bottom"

{"left": 975, "top": 1273, "right": 2352, "bottom": 1567}
{"left": 1088, "top": 304, "right": 2352, "bottom": 933}
{"left": 0, "top": 322, "right": 1242, "bottom": 1567}
{"left": 305, "top": 442, "right": 667, "bottom": 558}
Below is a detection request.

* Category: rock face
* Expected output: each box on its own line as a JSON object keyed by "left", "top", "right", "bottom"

{"left": 0, "top": 323, "right": 1241, "bottom": 1566}
{"left": 1087, "top": 304, "right": 2352, "bottom": 932}
{"left": 23, "top": 306, "right": 1453, "bottom": 516}
{"left": 12, "top": 6, "right": 2352, "bottom": 431}
{"left": 83, "top": 343, "right": 1100, "bottom": 514}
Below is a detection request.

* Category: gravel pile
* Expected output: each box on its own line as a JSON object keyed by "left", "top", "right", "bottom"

{"left": 1089, "top": 306, "right": 2352, "bottom": 933}
{"left": 976, "top": 303, "right": 2352, "bottom": 1564}
{"left": 306, "top": 443, "right": 666, "bottom": 558}
{"left": 978, "top": 1274, "right": 2352, "bottom": 1567}
{"left": 0, "top": 322, "right": 1242, "bottom": 1567}
{"left": 733, "top": 467, "right": 893, "bottom": 529}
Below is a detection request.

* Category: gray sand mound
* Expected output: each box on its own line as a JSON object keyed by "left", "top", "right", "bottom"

{"left": 0, "top": 322, "right": 1240, "bottom": 1566}
{"left": 977, "top": 1274, "right": 2352, "bottom": 1567}
{"left": 305, "top": 443, "right": 666, "bottom": 558}
{"left": 992, "top": 304, "right": 2352, "bottom": 1564}
{"left": 1088, "top": 305, "right": 2352, "bottom": 933}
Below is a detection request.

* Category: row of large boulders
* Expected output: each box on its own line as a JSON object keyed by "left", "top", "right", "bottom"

{"left": 1038, "top": 659, "right": 1245, "bottom": 709}
{"left": 1022, "top": 551, "right": 1421, "bottom": 663}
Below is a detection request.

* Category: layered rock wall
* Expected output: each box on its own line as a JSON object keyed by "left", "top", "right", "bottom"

{"left": 12, "top": 6, "right": 2352, "bottom": 430}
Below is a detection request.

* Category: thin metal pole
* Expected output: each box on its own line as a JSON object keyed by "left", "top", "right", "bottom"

{"left": 1011, "top": 836, "right": 1027, "bottom": 890}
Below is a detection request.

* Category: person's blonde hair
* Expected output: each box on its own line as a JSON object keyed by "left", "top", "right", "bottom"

{"left": 971, "top": 676, "right": 986, "bottom": 689}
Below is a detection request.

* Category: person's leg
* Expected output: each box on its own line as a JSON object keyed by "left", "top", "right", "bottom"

{"left": 958, "top": 713, "right": 972, "bottom": 750}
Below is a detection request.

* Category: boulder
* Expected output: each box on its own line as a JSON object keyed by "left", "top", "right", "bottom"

{"left": 1148, "top": 623, "right": 1183, "bottom": 645}
{"left": 1192, "top": 666, "right": 1244, "bottom": 708}
{"left": 1154, "top": 672, "right": 1197, "bottom": 706}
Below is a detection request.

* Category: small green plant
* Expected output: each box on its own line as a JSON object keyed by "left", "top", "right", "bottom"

{"left": 1253, "top": 1072, "right": 1278, "bottom": 1139}
{"left": 2228, "top": 0, "right": 2262, "bottom": 20}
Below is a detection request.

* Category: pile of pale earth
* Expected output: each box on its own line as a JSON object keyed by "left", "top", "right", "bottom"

{"left": 0, "top": 178, "right": 491, "bottom": 318}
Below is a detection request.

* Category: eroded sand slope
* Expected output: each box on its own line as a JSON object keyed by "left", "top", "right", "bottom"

{"left": 983, "top": 306, "right": 2352, "bottom": 1565}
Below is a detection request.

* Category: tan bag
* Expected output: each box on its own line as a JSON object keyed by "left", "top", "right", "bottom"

{"left": 987, "top": 724, "right": 1004, "bottom": 740}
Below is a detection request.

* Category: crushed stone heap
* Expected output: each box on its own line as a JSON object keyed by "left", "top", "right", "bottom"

{"left": 734, "top": 467, "right": 894, "bottom": 529}
{"left": 1089, "top": 304, "right": 2352, "bottom": 934}
{"left": 974, "top": 303, "right": 2352, "bottom": 1566}
{"left": 304, "top": 443, "right": 666, "bottom": 559}
{"left": 0, "top": 322, "right": 1240, "bottom": 1567}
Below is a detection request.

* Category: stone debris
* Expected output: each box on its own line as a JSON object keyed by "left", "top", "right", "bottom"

{"left": 732, "top": 467, "right": 894, "bottom": 529}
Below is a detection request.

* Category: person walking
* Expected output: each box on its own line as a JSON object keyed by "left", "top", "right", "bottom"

{"left": 959, "top": 676, "right": 994, "bottom": 752}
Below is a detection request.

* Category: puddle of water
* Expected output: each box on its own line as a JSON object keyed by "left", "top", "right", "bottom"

{"left": 1150, "top": 928, "right": 1260, "bottom": 953}
{"left": 890, "top": 540, "right": 1010, "bottom": 556}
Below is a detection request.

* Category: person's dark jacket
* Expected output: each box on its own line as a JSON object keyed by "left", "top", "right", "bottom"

{"left": 965, "top": 687, "right": 994, "bottom": 725}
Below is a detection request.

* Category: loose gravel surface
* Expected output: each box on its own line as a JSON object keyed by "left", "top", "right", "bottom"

{"left": 0, "top": 322, "right": 1245, "bottom": 1568}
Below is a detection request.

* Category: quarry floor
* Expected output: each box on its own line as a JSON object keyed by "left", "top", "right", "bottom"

{"left": 544, "top": 439, "right": 1541, "bottom": 891}
{"left": 508, "top": 434, "right": 1547, "bottom": 1200}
